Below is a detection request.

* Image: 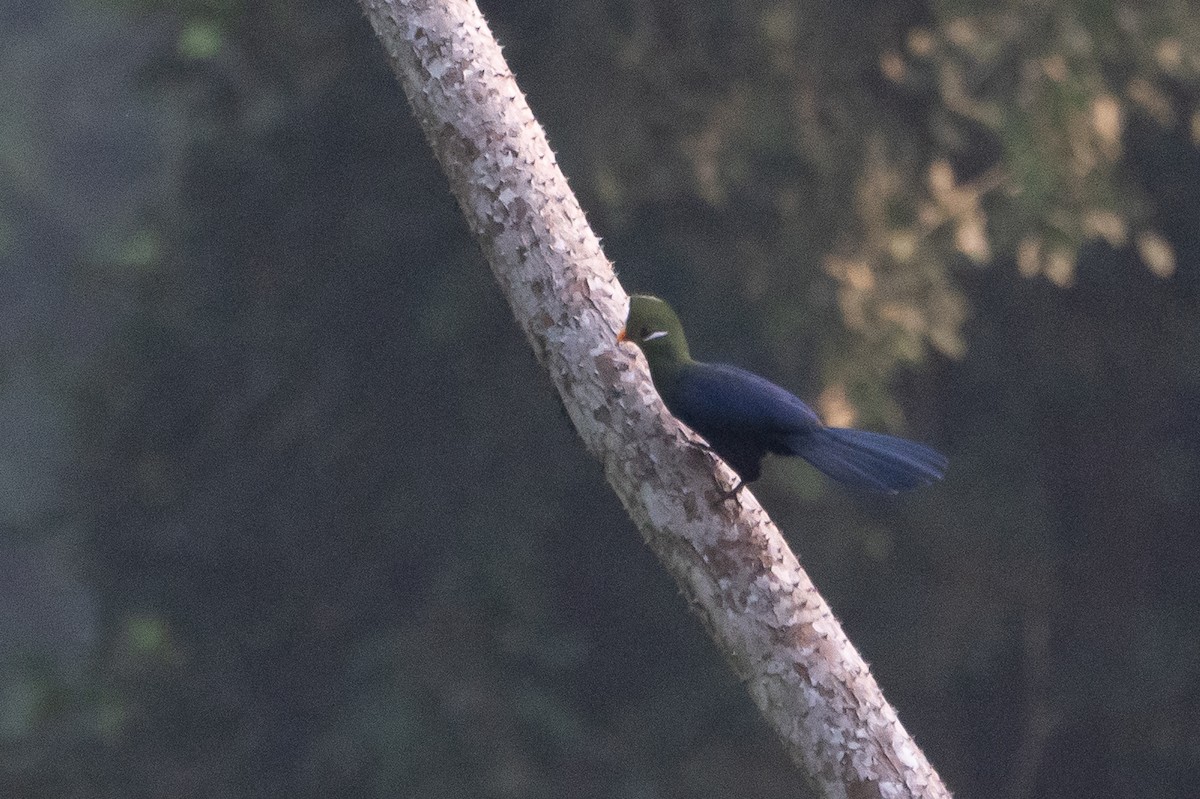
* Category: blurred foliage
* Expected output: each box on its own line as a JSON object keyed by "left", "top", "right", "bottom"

{"left": 544, "top": 0, "right": 1200, "bottom": 422}
{"left": 2, "top": 0, "right": 1200, "bottom": 798}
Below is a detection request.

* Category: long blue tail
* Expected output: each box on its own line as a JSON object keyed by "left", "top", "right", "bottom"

{"left": 789, "top": 427, "right": 948, "bottom": 493}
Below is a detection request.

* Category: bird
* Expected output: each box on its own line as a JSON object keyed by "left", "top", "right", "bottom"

{"left": 617, "top": 294, "right": 947, "bottom": 495}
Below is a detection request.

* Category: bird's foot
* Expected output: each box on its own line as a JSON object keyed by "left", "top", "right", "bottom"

{"left": 716, "top": 479, "right": 745, "bottom": 505}
{"left": 682, "top": 439, "right": 745, "bottom": 505}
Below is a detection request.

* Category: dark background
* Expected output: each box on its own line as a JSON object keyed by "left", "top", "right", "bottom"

{"left": 3, "top": 1, "right": 1199, "bottom": 797}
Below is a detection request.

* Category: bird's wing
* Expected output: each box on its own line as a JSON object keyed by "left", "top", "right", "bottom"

{"left": 670, "top": 362, "right": 821, "bottom": 436}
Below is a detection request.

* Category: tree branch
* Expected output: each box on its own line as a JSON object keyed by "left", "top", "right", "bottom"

{"left": 355, "top": 1, "right": 951, "bottom": 796}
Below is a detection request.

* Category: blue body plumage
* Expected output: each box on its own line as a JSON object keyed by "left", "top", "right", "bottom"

{"left": 619, "top": 295, "right": 947, "bottom": 493}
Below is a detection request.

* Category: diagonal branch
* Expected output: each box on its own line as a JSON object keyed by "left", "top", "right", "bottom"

{"left": 356, "top": 1, "right": 951, "bottom": 796}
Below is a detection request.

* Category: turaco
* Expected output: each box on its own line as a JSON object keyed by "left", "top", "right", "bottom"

{"left": 617, "top": 295, "right": 947, "bottom": 495}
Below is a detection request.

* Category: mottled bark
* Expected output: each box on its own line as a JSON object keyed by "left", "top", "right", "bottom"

{"left": 355, "top": 1, "right": 951, "bottom": 796}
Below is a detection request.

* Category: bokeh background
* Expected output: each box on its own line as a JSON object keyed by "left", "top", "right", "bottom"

{"left": 3, "top": 1, "right": 1200, "bottom": 797}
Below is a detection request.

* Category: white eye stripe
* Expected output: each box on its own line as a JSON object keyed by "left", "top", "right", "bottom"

{"left": 642, "top": 330, "right": 670, "bottom": 342}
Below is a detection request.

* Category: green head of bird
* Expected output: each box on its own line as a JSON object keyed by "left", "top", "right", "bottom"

{"left": 618, "top": 295, "right": 692, "bottom": 375}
